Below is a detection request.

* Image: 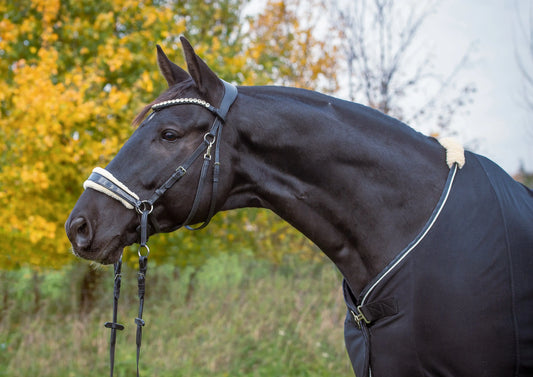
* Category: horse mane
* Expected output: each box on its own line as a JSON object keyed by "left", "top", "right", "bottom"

{"left": 132, "top": 79, "right": 196, "bottom": 127}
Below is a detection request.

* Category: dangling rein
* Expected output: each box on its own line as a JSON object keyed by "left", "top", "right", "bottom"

{"left": 90, "top": 171, "right": 152, "bottom": 377}
{"left": 82, "top": 81, "right": 238, "bottom": 377}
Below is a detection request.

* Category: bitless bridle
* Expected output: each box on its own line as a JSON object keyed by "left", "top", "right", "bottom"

{"left": 82, "top": 81, "right": 238, "bottom": 377}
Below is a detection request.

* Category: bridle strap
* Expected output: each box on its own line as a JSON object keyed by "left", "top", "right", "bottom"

{"left": 84, "top": 80, "right": 237, "bottom": 377}
{"left": 191, "top": 118, "right": 225, "bottom": 230}
{"left": 103, "top": 258, "right": 124, "bottom": 377}
{"left": 84, "top": 168, "right": 141, "bottom": 210}
{"left": 84, "top": 81, "right": 237, "bottom": 224}
{"left": 135, "top": 253, "right": 148, "bottom": 377}
{"left": 185, "top": 81, "right": 237, "bottom": 229}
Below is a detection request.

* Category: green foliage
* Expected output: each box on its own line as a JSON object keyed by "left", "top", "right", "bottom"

{"left": 143, "top": 208, "right": 323, "bottom": 269}
{"left": 0, "top": 0, "right": 338, "bottom": 270}
{"left": 0, "top": 255, "right": 353, "bottom": 376}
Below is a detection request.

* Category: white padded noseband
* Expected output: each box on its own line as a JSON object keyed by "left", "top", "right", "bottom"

{"left": 83, "top": 167, "right": 140, "bottom": 209}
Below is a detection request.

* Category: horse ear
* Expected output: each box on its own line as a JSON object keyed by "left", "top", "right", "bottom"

{"left": 180, "top": 36, "right": 223, "bottom": 101}
{"left": 156, "top": 44, "right": 190, "bottom": 87}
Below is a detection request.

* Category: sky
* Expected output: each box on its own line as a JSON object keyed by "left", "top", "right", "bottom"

{"left": 247, "top": 0, "right": 532, "bottom": 175}
{"left": 420, "top": 0, "right": 532, "bottom": 174}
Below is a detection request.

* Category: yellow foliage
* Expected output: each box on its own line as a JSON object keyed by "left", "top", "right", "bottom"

{"left": 244, "top": 0, "right": 338, "bottom": 92}
{"left": 28, "top": 216, "right": 58, "bottom": 244}
{"left": 0, "top": 0, "right": 338, "bottom": 270}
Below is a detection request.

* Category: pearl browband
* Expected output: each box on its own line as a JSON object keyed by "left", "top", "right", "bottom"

{"left": 83, "top": 80, "right": 238, "bottom": 230}
{"left": 151, "top": 98, "right": 212, "bottom": 110}
{"left": 151, "top": 98, "right": 225, "bottom": 122}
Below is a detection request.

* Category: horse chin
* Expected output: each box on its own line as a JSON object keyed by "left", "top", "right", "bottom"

{"left": 98, "top": 247, "right": 124, "bottom": 265}
{"left": 73, "top": 234, "right": 136, "bottom": 265}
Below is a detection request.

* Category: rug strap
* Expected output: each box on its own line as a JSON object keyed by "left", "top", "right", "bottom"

{"left": 354, "top": 297, "right": 399, "bottom": 327}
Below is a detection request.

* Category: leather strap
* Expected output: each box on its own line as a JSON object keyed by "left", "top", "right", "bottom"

{"left": 104, "top": 259, "right": 124, "bottom": 377}
{"left": 84, "top": 80, "right": 238, "bottom": 223}
{"left": 135, "top": 255, "right": 148, "bottom": 377}
{"left": 183, "top": 154, "right": 212, "bottom": 227}
{"left": 184, "top": 80, "right": 237, "bottom": 229}
{"left": 356, "top": 297, "right": 398, "bottom": 325}
{"left": 86, "top": 170, "right": 141, "bottom": 210}
{"left": 87, "top": 80, "right": 238, "bottom": 377}
{"left": 343, "top": 280, "right": 398, "bottom": 329}
{"left": 216, "top": 80, "right": 238, "bottom": 120}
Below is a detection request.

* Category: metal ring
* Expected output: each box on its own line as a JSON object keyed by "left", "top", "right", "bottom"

{"left": 204, "top": 133, "right": 216, "bottom": 145}
{"left": 136, "top": 201, "right": 153, "bottom": 215}
{"left": 138, "top": 244, "right": 150, "bottom": 257}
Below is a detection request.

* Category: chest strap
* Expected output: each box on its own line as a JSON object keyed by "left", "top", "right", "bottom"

{"left": 343, "top": 280, "right": 399, "bottom": 328}
{"left": 352, "top": 296, "right": 399, "bottom": 328}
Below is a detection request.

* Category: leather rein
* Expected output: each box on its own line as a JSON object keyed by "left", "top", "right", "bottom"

{"left": 82, "top": 80, "right": 238, "bottom": 377}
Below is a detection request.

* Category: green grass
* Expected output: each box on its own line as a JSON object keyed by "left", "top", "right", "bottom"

{"left": 0, "top": 253, "right": 354, "bottom": 376}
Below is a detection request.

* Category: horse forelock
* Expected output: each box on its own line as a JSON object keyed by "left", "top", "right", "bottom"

{"left": 132, "top": 79, "right": 195, "bottom": 127}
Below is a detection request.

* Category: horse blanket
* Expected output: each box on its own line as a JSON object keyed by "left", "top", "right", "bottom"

{"left": 343, "top": 152, "right": 533, "bottom": 377}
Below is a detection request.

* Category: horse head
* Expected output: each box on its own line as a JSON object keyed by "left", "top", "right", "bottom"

{"left": 65, "top": 37, "right": 238, "bottom": 264}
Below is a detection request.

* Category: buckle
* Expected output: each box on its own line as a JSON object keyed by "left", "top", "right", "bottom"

{"left": 351, "top": 306, "right": 371, "bottom": 328}
{"left": 104, "top": 321, "right": 125, "bottom": 331}
{"left": 203, "top": 133, "right": 216, "bottom": 160}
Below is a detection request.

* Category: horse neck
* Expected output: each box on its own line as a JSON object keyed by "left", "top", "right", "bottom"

{"left": 224, "top": 86, "right": 449, "bottom": 294}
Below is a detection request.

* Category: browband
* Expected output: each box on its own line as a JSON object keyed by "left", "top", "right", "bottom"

{"left": 83, "top": 80, "right": 238, "bottom": 227}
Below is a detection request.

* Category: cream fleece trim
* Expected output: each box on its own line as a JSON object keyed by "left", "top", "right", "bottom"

{"left": 82, "top": 167, "right": 139, "bottom": 209}
{"left": 438, "top": 137, "right": 465, "bottom": 169}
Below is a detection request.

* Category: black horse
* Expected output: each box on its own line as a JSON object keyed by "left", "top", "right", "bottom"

{"left": 66, "top": 37, "right": 533, "bottom": 376}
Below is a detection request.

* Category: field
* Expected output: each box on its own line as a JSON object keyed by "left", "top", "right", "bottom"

{"left": 0, "top": 253, "right": 354, "bottom": 376}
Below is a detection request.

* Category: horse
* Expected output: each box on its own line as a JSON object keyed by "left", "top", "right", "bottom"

{"left": 65, "top": 37, "right": 533, "bottom": 376}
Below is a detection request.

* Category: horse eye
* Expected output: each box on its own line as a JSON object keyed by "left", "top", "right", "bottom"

{"left": 161, "top": 129, "right": 179, "bottom": 142}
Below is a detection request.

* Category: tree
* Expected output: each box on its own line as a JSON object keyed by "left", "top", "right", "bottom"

{"left": 0, "top": 0, "right": 185, "bottom": 269}
{"left": 0, "top": 0, "right": 337, "bottom": 270}
{"left": 243, "top": 0, "right": 338, "bottom": 92}
{"left": 327, "top": 0, "right": 476, "bottom": 134}
{"left": 514, "top": 165, "right": 533, "bottom": 188}
{"left": 149, "top": 0, "right": 339, "bottom": 268}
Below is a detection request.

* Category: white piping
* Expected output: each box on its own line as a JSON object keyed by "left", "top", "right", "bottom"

{"left": 361, "top": 164, "right": 458, "bottom": 306}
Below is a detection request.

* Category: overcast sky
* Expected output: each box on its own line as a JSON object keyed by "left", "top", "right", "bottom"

{"left": 422, "top": 0, "right": 532, "bottom": 174}
{"left": 246, "top": 0, "right": 532, "bottom": 175}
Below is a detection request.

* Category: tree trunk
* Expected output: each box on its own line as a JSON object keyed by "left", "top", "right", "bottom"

{"left": 79, "top": 265, "right": 104, "bottom": 316}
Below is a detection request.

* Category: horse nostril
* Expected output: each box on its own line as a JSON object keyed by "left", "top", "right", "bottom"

{"left": 69, "top": 216, "right": 93, "bottom": 250}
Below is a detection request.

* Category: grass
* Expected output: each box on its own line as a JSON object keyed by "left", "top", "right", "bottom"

{"left": 0, "top": 253, "right": 354, "bottom": 376}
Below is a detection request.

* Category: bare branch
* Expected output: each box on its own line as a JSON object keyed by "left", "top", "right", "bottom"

{"left": 326, "top": 0, "right": 476, "bottom": 132}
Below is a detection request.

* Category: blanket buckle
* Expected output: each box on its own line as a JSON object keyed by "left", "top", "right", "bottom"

{"left": 351, "top": 306, "right": 371, "bottom": 328}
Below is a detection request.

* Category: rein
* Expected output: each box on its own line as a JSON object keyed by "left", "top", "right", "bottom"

{"left": 83, "top": 80, "right": 238, "bottom": 376}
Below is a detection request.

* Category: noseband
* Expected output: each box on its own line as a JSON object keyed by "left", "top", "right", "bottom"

{"left": 82, "top": 80, "right": 238, "bottom": 377}
{"left": 84, "top": 80, "right": 238, "bottom": 232}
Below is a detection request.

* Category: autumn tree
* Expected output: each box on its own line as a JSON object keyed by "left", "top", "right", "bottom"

{"left": 327, "top": 0, "right": 476, "bottom": 134}
{"left": 0, "top": 0, "right": 337, "bottom": 270}
{"left": 244, "top": 0, "right": 338, "bottom": 92}
{"left": 0, "top": 0, "right": 186, "bottom": 269}
{"left": 149, "top": 0, "right": 339, "bottom": 268}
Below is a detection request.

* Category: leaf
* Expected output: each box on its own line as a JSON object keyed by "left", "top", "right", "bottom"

{"left": 0, "top": 0, "right": 338, "bottom": 270}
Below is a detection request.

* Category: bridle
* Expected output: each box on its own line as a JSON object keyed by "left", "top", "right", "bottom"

{"left": 82, "top": 80, "right": 238, "bottom": 377}
{"left": 84, "top": 80, "right": 238, "bottom": 231}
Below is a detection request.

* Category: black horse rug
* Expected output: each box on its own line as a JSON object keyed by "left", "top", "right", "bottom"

{"left": 343, "top": 151, "right": 533, "bottom": 377}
